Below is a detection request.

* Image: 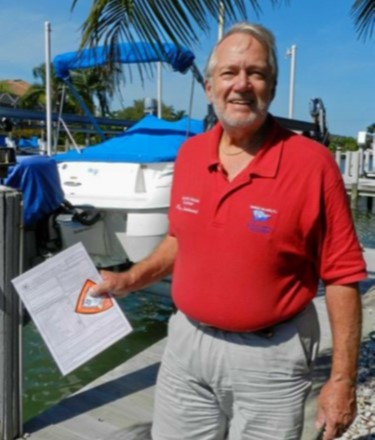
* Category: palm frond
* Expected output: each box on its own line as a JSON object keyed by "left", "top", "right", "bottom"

{"left": 69, "top": 0, "right": 289, "bottom": 97}
{"left": 73, "top": 0, "right": 288, "bottom": 53}
{"left": 351, "top": 0, "right": 375, "bottom": 40}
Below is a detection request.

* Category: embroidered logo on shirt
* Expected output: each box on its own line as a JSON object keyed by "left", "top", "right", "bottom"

{"left": 248, "top": 205, "right": 277, "bottom": 234}
{"left": 176, "top": 196, "right": 200, "bottom": 214}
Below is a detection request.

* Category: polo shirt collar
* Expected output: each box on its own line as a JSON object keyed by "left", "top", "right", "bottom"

{"left": 207, "top": 115, "right": 284, "bottom": 179}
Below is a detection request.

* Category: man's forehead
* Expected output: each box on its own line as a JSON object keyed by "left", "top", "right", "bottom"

{"left": 217, "top": 33, "right": 264, "bottom": 53}
{"left": 216, "top": 33, "right": 267, "bottom": 57}
{"left": 215, "top": 33, "right": 268, "bottom": 65}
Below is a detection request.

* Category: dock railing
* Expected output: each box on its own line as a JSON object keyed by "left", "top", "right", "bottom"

{"left": 336, "top": 149, "right": 375, "bottom": 208}
{"left": 0, "top": 187, "right": 23, "bottom": 440}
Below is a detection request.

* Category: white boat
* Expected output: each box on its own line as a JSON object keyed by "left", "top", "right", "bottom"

{"left": 48, "top": 41, "right": 205, "bottom": 267}
{"left": 54, "top": 115, "right": 203, "bottom": 267}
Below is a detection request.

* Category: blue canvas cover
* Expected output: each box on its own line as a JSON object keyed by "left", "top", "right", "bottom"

{"left": 5, "top": 156, "right": 64, "bottom": 227}
{"left": 54, "top": 42, "right": 195, "bottom": 79}
{"left": 54, "top": 115, "right": 204, "bottom": 163}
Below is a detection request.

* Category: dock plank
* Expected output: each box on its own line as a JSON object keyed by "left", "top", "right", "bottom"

{"left": 363, "top": 248, "right": 375, "bottom": 274}
{"left": 22, "top": 338, "right": 166, "bottom": 440}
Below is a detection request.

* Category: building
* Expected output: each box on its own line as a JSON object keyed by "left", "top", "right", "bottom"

{"left": 0, "top": 79, "right": 31, "bottom": 108}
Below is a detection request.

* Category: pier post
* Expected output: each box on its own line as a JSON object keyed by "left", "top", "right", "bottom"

{"left": 350, "top": 151, "right": 360, "bottom": 210}
{"left": 334, "top": 149, "right": 341, "bottom": 168}
{"left": 0, "top": 187, "right": 23, "bottom": 440}
{"left": 344, "top": 151, "right": 351, "bottom": 180}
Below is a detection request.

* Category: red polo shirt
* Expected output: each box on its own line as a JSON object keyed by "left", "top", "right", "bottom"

{"left": 168, "top": 117, "right": 367, "bottom": 331}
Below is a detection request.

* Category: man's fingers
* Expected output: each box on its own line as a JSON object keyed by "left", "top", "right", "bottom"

{"left": 89, "top": 271, "right": 113, "bottom": 297}
{"left": 315, "top": 407, "right": 326, "bottom": 431}
{"left": 322, "top": 422, "right": 335, "bottom": 440}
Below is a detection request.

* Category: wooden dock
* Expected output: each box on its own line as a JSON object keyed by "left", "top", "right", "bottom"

{"left": 15, "top": 251, "right": 375, "bottom": 440}
{"left": 337, "top": 150, "right": 375, "bottom": 202}
{"left": 22, "top": 337, "right": 165, "bottom": 440}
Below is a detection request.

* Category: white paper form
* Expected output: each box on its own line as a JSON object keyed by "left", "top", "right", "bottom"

{"left": 12, "top": 242, "right": 132, "bottom": 375}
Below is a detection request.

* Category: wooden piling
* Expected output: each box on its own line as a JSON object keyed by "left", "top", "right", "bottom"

{"left": 0, "top": 187, "right": 23, "bottom": 440}
{"left": 350, "top": 151, "right": 360, "bottom": 210}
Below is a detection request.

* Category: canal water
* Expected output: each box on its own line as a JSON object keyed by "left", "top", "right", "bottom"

{"left": 23, "top": 287, "right": 174, "bottom": 422}
{"left": 23, "top": 206, "right": 375, "bottom": 422}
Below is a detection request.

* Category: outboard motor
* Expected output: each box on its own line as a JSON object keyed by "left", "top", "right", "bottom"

{"left": 309, "top": 98, "right": 330, "bottom": 146}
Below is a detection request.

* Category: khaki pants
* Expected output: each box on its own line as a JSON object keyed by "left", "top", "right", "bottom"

{"left": 152, "top": 304, "right": 320, "bottom": 440}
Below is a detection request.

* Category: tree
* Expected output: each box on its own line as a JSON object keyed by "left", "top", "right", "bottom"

{"left": 0, "top": 81, "right": 12, "bottom": 94}
{"left": 18, "top": 63, "right": 116, "bottom": 117}
{"left": 72, "top": 1, "right": 373, "bottom": 56}
{"left": 18, "top": 63, "right": 80, "bottom": 113}
{"left": 351, "top": 0, "right": 374, "bottom": 40}
{"left": 71, "top": 1, "right": 286, "bottom": 67}
{"left": 70, "top": 66, "right": 118, "bottom": 117}
{"left": 329, "top": 135, "right": 358, "bottom": 152}
{"left": 113, "top": 99, "right": 186, "bottom": 121}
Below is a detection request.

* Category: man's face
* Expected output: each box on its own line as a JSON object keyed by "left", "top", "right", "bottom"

{"left": 205, "top": 33, "right": 275, "bottom": 131}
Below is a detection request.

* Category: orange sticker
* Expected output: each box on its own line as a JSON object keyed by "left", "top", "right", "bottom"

{"left": 75, "top": 279, "right": 113, "bottom": 314}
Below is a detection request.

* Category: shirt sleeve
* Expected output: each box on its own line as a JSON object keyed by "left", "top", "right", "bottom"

{"left": 319, "top": 164, "right": 367, "bottom": 285}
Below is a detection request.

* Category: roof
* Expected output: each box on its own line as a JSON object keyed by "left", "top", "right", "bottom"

{"left": 1, "top": 79, "right": 31, "bottom": 97}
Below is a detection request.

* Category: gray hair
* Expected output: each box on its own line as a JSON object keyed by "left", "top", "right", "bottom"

{"left": 204, "top": 22, "right": 278, "bottom": 92}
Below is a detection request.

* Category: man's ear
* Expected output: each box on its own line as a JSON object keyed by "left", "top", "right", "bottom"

{"left": 205, "top": 79, "right": 213, "bottom": 103}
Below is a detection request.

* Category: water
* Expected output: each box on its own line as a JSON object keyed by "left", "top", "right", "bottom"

{"left": 23, "top": 290, "right": 174, "bottom": 422}
{"left": 23, "top": 206, "right": 375, "bottom": 422}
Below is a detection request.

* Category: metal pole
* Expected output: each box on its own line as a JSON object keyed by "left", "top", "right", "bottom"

{"left": 286, "top": 44, "right": 297, "bottom": 119}
{"left": 45, "top": 21, "right": 52, "bottom": 155}
{"left": 157, "top": 62, "right": 162, "bottom": 118}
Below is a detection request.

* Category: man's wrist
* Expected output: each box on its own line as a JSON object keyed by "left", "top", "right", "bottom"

{"left": 328, "top": 374, "right": 357, "bottom": 386}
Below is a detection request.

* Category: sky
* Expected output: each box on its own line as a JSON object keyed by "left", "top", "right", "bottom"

{"left": 0, "top": 0, "right": 374, "bottom": 138}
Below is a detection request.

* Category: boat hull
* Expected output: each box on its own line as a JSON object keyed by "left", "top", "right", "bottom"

{"left": 57, "top": 161, "right": 174, "bottom": 264}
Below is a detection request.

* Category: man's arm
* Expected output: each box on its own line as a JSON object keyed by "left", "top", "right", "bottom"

{"left": 316, "top": 283, "right": 362, "bottom": 440}
{"left": 91, "top": 234, "right": 178, "bottom": 298}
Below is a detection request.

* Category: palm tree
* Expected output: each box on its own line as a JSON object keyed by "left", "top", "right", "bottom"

{"left": 71, "top": 1, "right": 285, "bottom": 59}
{"left": 18, "top": 63, "right": 116, "bottom": 117}
{"left": 18, "top": 63, "right": 80, "bottom": 113}
{"left": 70, "top": 66, "right": 117, "bottom": 117}
{"left": 72, "top": 0, "right": 373, "bottom": 53}
{"left": 351, "top": 0, "right": 374, "bottom": 40}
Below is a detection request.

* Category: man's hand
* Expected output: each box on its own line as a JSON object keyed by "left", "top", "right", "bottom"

{"left": 90, "top": 270, "right": 135, "bottom": 298}
{"left": 90, "top": 234, "right": 177, "bottom": 299}
{"left": 315, "top": 378, "right": 357, "bottom": 439}
{"left": 317, "top": 283, "right": 362, "bottom": 439}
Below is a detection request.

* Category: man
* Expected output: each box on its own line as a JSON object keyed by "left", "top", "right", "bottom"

{"left": 92, "top": 23, "right": 366, "bottom": 440}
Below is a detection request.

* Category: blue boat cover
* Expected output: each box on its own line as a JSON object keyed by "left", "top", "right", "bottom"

{"left": 5, "top": 156, "right": 64, "bottom": 227}
{"left": 54, "top": 42, "right": 195, "bottom": 79}
{"left": 18, "top": 136, "right": 39, "bottom": 149}
{"left": 54, "top": 115, "right": 204, "bottom": 163}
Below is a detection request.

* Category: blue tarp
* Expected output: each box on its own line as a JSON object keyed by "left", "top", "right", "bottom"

{"left": 53, "top": 42, "right": 195, "bottom": 79}
{"left": 54, "top": 115, "right": 204, "bottom": 163}
{"left": 5, "top": 156, "right": 64, "bottom": 227}
{"left": 18, "top": 136, "right": 39, "bottom": 149}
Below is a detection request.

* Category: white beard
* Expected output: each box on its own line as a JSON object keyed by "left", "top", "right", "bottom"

{"left": 212, "top": 97, "right": 270, "bottom": 130}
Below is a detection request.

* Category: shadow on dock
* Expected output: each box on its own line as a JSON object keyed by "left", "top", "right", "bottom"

{"left": 24, "top": 361, "right": 160, "bottom": 433}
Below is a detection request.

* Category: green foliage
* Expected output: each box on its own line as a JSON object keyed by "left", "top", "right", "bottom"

{"left": 18, "top": 63, "right": 117, "bottom": 117}
{"left": 11, "top": 127, "right": 43, "bottom": 139}
{"left": 329, "top": 135, "right": 358, "bottom": 152}
{"left": 0, "top": 81, "right": 12, "bottom": 93}
{"left": 113, "top": 99, "right": 186, "bottom": 121}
